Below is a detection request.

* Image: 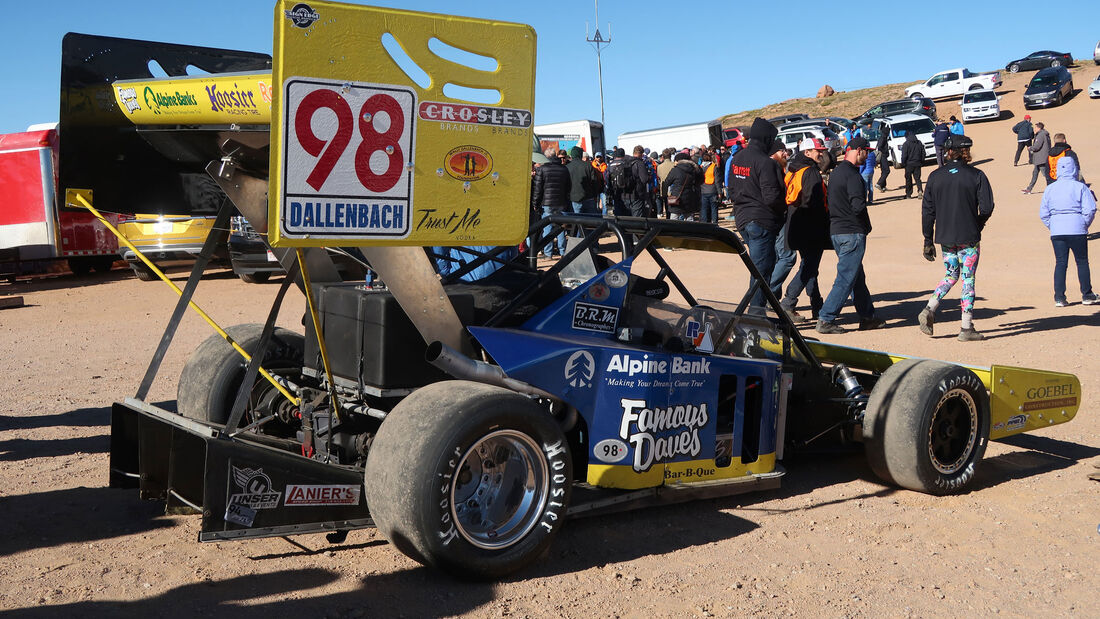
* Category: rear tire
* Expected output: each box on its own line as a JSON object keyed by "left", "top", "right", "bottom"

{"left": 239, "top": 271, "right": 271, "bottom": 284}
{"left": 863, "top": 359, "right": 990, "bottom": 495}
{"left": 67, "top": 258, "right": 92, "bottom": 276}
{"left": 177, "top": 324, "right": 304, "bottom": 427}
{"left": 92, "top": 256, "right": 116, "bottom": 273}
{"left": 1050, "top": 59, "right": 1061, "bottom": 68}
{"left": 968, "top": 85, "right": 982, "bottom": 91}
{"left": 365, "top": 381, "right": 572, "bottom": 580}
{"left": 131, "top": 262, "right": 157, "bottom": 282}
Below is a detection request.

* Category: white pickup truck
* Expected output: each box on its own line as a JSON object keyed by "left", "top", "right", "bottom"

{"left": 904, "top": 68, "right": 1002, "bottom": 100}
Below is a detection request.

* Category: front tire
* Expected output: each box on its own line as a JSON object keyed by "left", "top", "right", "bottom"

{"left": 1009, "top": 63, "right": 1020, "bottom": 73}
{"left": 863, "top": 359, "right": 990, "bottom": 495}
{"left": 365, "top": 381, "right": 572, "bottom": 580}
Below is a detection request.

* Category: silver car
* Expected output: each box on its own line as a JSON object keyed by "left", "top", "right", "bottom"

{"left": 776, "top": 125, "right": 843, "bottom": 157}
{"left": 1090, "top": 73, "right": 1100, "bottom": 98}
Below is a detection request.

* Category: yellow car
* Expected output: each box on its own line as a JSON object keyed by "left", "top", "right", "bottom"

{"left": 117, "top": 214, "right": 225, "bottom": 281}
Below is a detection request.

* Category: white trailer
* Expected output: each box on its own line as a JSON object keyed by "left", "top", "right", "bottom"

{"left": 616, "top": 120, "right": 724, "bottom": 153}
{"left": 533, "top": 120, "right": 605, "bottom": 157}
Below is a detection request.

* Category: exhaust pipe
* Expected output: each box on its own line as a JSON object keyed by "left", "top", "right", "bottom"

{"left": 426, "top": 341, "right": 558, "bottom": 401}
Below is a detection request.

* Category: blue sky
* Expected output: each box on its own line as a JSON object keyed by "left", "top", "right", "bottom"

{"left": 5, "top": 0, "right": 1100, "bottom": 144}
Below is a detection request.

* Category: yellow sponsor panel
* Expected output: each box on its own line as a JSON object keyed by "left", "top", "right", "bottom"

{"left": 587, "top": 454, "right": 776, "bottom": 489}
{"left": 988, "top": 365, "right": 1079, "bottom": 439}
{"left": 269, "top": 1, "right": 537, "bottom": 248}
{"left": 112, "top": 72, "right": 274, "bottom": 125}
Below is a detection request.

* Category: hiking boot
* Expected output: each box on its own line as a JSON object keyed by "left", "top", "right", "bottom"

{"left": 858, "top": 317, "right": 886, "bottom": 330}
{"left": 1083, "top": 293, "right": 1100, "bottom": 305}
{"left": 782, "top": 306, "right": 807, "bottom": 323}
{"left": 958, "top": 328, "right": 985, "bottom": 342}
{"left": 917, "top": 307, "right": 935, "bottom": 336}
{"left": 815, "top": 320, "right": 847, "bottom": 334}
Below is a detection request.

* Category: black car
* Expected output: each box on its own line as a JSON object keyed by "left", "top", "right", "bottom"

{"left": 228, "top": 215, "right": 284, "bottom": 283}
{"left": 766, "top": 113, "right": 809, "bottom": 127}
{"left": 1023, "top": 66, "right": 1074, "bottom": 108}
{"left": 1006, "top": 50, "right": 1073, "bottom": 73}
{"left": 853, "top": 97, "right": 937, "bottom": 124}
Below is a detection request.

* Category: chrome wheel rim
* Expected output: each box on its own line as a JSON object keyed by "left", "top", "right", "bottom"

{"left": 450, "top": 430, "right": 549, "bottom": 549}
{"left": 927, "top": 388, "right": 979, "bottom": 474}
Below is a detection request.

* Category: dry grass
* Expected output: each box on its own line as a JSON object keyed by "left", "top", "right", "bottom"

{"left": 718, "top": 81, "right": 915, "bottom": 128}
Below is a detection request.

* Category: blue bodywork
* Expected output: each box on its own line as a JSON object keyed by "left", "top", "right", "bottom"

{"left": 470, "top": 257, "right": 781, "bottom": 489}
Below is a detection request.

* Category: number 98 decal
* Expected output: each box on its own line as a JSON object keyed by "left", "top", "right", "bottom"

{"left": 593, "top": 438, "right": 629, "bottom": 464}
{"left": 280, "top": 78, "right": 416, "bottom": 239}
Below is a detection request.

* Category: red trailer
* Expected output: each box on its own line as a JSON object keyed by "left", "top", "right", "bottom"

{"left": 0, "top": 124, "right": 119, "bottom": 275}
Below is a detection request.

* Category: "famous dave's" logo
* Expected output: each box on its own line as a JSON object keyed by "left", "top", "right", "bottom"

{"left": 445, "top": 145, "right": 493, "bottom": 181}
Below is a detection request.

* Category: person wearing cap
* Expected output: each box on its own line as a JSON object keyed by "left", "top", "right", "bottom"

{"left": 768, "top": 141, "right": 797, "bottom": 295}
{"left": 949, "top": 116, "right": 964, "bottom": 136}
{"left": 727, "top": 117, "right": 787, "bottom": 313}
{"left": 591, "top": 153, "right": 608, "bottom": 213}
{"left": 530, "top": 147, "right": 572, "bottom": 258}
{"left": 1040, "top": 154, "right": 1098, "bottom": 307}
{"left": 933, "top": 120, "right": 951, "bottom": 167}
{"left": 874, "top": 123, "right": 892, "bottom": 192}
{"left": 1011, "top": 115, "right": 1034, "bottom": 167}
{"left": 604, "top": 146, "right": 652, "bottom": 218}
{"left": 816, "top": 136, "right": 885, "bottom": 334}
{"left": 917, "top": 133, "right": 994, "bottom": 341}
{"left": 779, "top": 137, "right": 830, "bottom": 322}
{"left": 565, "top": 145, "right": 602, "bottom": 224}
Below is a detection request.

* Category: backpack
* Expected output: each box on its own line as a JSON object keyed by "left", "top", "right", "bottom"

{"left": 608, "top": 158, "right": 637, "bottom": 194}
{"left": 784, "top": 166, "right": 809, "bottom": 206}
{"left": 1048, "top": 149, "right": 1068, "bottom": 180}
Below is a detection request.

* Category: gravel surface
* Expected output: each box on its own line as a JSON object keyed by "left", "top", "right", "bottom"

{"left": 1, "top": 69, "right": 1098, "bottom": 617}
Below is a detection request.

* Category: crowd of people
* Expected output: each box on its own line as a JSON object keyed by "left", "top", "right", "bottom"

{"left": 527, "top": 112, "right": 1095, "bottom": 338}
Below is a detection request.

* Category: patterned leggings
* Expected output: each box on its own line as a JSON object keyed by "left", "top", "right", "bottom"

{"left": 932, "top": 243, "right": 980, "bottom": 313}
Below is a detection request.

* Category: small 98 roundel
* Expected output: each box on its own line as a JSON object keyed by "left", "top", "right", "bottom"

{"left": 594, "top": 438, "right": 628, "bottom": 464}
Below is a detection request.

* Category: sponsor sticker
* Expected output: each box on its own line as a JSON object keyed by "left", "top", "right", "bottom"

{"left": 564, "top": 350, "right": 595, "bottom": 388}
{"left": 229, "top": 466, "right": 281, "bottom": 510}
{"left": 285, "top": 2, "right": 320, "bottom": 28}
{"left": 444, "top": 145, "right": 493, "bottom": 182}
{"left": 572, "top": 302, "right": 618, "bottom": 334}
{"left": 284, "top": 484, "right": 362, "bottom": 506}
{"left": 225, "top": 502, "right": 257, "bottom": 527}
{"left": 417, "top": 101, "right": 532, "bottom": 128}
{"left": 617, "top": 398, "right": 709, "bottom": 472}
{"left": 593, "top": 438, "right": 628, "bottom": 464}
{"left": 117, "top": 87, "right": 140, "bottom": 114}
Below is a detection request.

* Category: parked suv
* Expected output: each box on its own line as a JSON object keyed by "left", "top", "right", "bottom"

{"left": 228, "top": 215, "right": 284, "bottom": 283}
{"left": 867, "top": 113, "right": 935, "bottom": 168}
{"left": 776, "top": 125, "right": 843, "bottom": 157}
{"left": 1024, "top": 66, "right": 1074, "bottom": 108}
{"left": 960, "top": 89, "right": 1001, "bottom": 123}
{"left": 854, "top": 98, "right": 937, "bottom": 124}
{"left": 117, "top": 214, "right": 225, "bottom": 281}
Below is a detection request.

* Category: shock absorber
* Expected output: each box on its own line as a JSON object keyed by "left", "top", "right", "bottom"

{"left": 831, "top": 364, "right": 863, "bottom": 399}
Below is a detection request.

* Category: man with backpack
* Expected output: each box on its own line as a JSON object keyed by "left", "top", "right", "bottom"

{"left": 1012, "top": 115, "right": 1034, "bottom": 167}
{"left": 779, "top": 138, "right": 831, "bottom": 322}
{"left": 1046, "top": 133, "right": 1083, "bottom": 184}
{"left": 604, "top": 146, "right": 651, "bottom": 217}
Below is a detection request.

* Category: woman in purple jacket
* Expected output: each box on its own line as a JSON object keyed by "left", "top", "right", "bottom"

{"left": 1040, "top": 156, "right": 1098, "bottom": 306}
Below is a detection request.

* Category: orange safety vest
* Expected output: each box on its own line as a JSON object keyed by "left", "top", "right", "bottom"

{"left": 1048, "top": 150, "right": 1067, "bottom": 180}
{"left": 703, "top": 162, "right": 716, "bottom": 185}
{"left": 592, "top": 160, "right": 607, "bottom": 174}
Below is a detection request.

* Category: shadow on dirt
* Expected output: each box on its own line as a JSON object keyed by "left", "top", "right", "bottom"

{"left": 1, "top": 406, "right": 111, "bottom": 430}
{"left": 0, "top": 486, "right": 176, "bottom": 557}
{"left": 982, "top": 310, "right": 1100, "bottom": 338}
{"left": 973, "top": 433, "right": 1100, "bottom": 490}
{"left": 0, "top": 435, "right": 108, "bottom": 461}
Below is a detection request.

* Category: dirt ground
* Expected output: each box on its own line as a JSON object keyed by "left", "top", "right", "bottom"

{"left": 2, "top": 69, "right": 1099, "bottom": 618}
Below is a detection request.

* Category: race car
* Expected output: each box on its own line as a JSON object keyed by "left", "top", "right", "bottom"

{"left": 67, "top": 5, "right": 1079, "bottom": 582}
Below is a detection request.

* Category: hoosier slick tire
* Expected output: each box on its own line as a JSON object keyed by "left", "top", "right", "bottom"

{"left": 176, "top": 324, "right": 304, "bottom": 425}
{"left": 365, "top": 381, "right": 572, "bottom": 580}
{"left": 863, "top": 358, "right": 990, "bottom": 495}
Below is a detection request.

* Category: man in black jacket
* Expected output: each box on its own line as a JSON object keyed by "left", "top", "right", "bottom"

{"left": 816, "top": 137, "right": 885, "bottom": 334}
{"left": 874, "top": 125, "right": 891, "bottom": 191}
{"left": 932, "top": 121, "right": 951, "bottom": 167}
{"left": 728, "top": 117, "right": 786, "bottom": 312}
{"left": 530, "top": 148, "right": 572, "bottom": 257}
{"left": 780, "top": 138, "right": 831, "bottom": 321}
{"left": 901, "top": 130, "right": 925, "bottom": 199}
{"left": 565, "top": 146, "right": 602, "bottom": 219}
{"left": 917, "top": 134, "right": 994, "bottom": 341}
{"left": 1011, "top": 114, "right": 1034, "bottom": 166}
{"left": 661, "top": 153, "right": 703, "bottom": 220}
